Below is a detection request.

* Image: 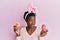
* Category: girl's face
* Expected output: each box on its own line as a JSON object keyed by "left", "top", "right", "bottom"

{"left": 27, "top": 16, "right": 36, "bottom": 27}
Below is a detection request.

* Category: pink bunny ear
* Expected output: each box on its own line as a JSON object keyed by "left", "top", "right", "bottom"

{"left": 28, "top": 2, "right": 36, "bottom": 12}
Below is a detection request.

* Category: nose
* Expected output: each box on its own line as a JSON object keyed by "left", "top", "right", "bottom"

{"left": 32, "top": 21, "right": 35, "bottom": 25}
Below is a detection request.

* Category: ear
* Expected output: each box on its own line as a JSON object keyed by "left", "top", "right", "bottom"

{"left": 28, "top": 2, "right": 37, "bottom": 12}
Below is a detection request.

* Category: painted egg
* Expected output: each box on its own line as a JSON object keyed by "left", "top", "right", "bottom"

{"left": 16, "top": 22, "right": 20, "bottom": 27}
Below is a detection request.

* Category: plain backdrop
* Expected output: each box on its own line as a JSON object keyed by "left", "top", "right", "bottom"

{"left": 0, "top": 0, "right": 60, "bottom": 40}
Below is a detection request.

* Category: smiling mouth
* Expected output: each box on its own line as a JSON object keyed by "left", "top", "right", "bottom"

{"left": 31, "top": 25, "right": 35, "bottom": 27}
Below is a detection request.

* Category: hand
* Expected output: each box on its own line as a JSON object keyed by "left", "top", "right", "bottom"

{"left": 14, "top": 22, "right": 20, "bottom": 36}
{"left": 40, "top": 24, "right": 48, "bottom": 37}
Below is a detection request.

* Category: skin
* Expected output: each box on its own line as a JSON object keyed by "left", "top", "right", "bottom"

{"left": 14, "top": 16, "right": 48, "bottom": 37}
{"left": 26, "top": 16, "right": 36, "bottom": 35}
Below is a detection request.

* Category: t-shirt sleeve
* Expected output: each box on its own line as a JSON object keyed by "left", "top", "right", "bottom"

{"left": 16, "top": 36, "right": 21, "bottom": 40}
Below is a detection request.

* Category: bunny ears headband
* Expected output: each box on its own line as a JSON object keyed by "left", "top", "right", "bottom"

{"left": 25, "top": 3, "right": 37, "bottom": 19}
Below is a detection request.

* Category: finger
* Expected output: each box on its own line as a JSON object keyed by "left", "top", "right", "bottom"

{"left": 46, "top": 29, "right": 48, "bottom": 32}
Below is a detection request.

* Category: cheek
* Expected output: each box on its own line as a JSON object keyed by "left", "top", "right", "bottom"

{"left": 33, "top": 20, "right": 35, "bottom": 24}
{"left": 29, "top": 21, "right": 32, "bottom": 25}
{"left": 27, "top": 21, "right": 32, "bottom": 25}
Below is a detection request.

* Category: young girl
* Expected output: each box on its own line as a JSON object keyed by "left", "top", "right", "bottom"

{"left": 14, "top": 11, "right": 48, "bottom": 40}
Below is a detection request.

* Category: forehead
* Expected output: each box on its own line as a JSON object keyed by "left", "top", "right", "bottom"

{"left": 28, "top": 16, "right": 35, "bottom": 19}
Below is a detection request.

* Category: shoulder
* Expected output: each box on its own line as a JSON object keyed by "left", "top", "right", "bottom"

{"left": 20, "top": 27, "right": 26, "bottom": 35}
{"left": 36, "top": 27, "right": 42, "bottom": 33}
{"left": 36, "top": 27, "right": 41, "bottom": 30}
{"left": 20, "top": 27, "right": 26, "bottom": 31}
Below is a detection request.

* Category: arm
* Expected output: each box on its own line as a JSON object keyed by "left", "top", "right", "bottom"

{"left": 14, "top": 25, "right": 21, "bottom": 40}
{"left": 14, "top": 22, "right": 21, "bottom": 40}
